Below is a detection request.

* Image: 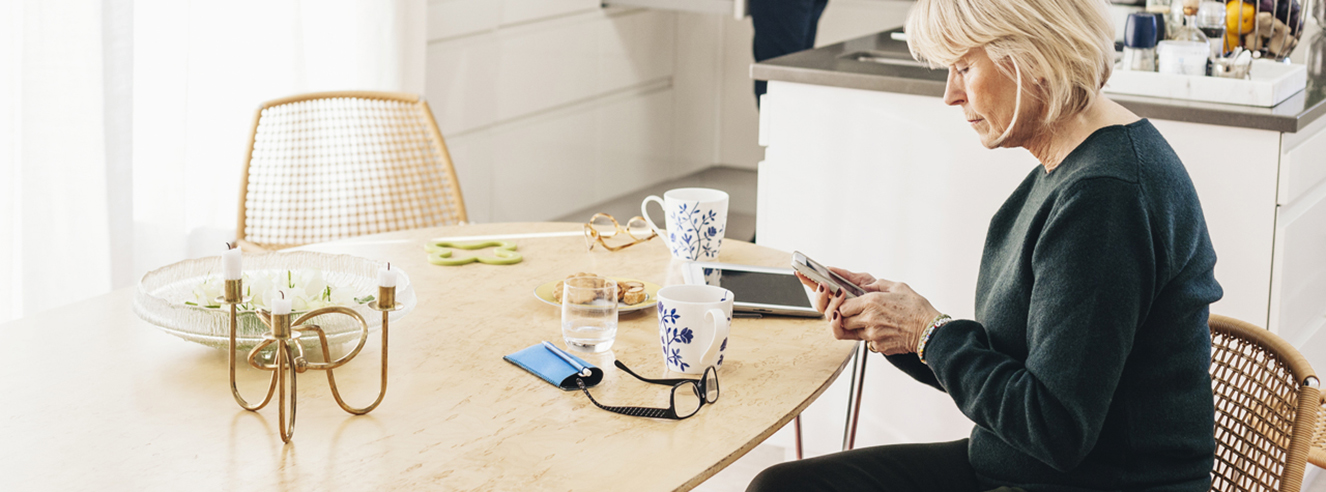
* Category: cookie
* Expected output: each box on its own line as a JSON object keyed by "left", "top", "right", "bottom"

{"left": 623, "top": 286, "right": 646, "bottom": 304}
{"left": 562, "top": 273, "right": 601, "bottom": 304}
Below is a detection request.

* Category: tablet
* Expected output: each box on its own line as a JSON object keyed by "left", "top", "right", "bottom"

{"left": 681, "top": 262, "right": 821, "bottom": 318}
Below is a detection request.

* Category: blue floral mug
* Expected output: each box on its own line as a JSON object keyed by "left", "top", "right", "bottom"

{"left": 641, "top": 188, "right": 729, "bottom": 261}
{"left": 656, "top": 284, "right": 733, "bottom": 374}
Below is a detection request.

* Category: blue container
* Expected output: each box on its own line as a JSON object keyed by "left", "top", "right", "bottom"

{"left": 1125, "top": 12, "right": 1160, "bottom": 49}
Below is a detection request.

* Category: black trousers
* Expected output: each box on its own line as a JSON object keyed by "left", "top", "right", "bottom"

{"left": 746, "top": 439, "right": 1024, "bottom": 492}
{"left": 750, "top": 0, "right": 829, "bottom": 101}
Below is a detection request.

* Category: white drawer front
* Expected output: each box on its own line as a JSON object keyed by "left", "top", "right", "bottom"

{"left": 1278, "top": 120, "right": 1326, "bottom": 207}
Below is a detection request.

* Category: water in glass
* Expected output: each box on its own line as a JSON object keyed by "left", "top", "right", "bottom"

{"left": 562, "top": 277, "right": 618, "bottom": 352}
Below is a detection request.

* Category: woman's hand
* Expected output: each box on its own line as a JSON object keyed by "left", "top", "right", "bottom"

{"left": 795, "top": 266, "right": 878, "bottom": 312}
{"left": 797, "top": 270, "right": 941, "bottom": 355}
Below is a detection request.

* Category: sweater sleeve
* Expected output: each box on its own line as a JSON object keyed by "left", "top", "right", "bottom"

{"left": 926, "top": 177, "right": 1156, "bottom": 471}
{"left": 885, "top": 353, "right": 945, "bottom": 392}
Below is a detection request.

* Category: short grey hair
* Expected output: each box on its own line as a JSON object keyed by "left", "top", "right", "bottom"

{"left": 905, "top": 0, "right": 1115, "bottom": 125}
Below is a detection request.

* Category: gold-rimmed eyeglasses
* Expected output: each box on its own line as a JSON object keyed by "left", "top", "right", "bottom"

{"left": 584, "top": 213, "right": 657, "bottom": 251}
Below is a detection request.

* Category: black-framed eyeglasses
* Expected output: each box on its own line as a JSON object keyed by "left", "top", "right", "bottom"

{"left": 575, "top": 360, "right": 719, "bottom": 420}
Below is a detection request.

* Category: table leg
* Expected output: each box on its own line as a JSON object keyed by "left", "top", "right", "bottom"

{"left": 842, "top": 341, "right": 868, "bottom": 451}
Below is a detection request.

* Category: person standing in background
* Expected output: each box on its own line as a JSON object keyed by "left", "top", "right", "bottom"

{"left": 751, "top": 0, "right": 829, "bottom": 103}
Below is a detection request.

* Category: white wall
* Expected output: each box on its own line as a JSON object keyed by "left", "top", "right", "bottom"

{"left": 424, "top": 0, "right": 915, "bottom": 223}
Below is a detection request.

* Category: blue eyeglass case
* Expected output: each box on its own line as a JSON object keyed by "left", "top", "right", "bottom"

{"left": 504, "top": 343, "right": 604, "bottom": 390}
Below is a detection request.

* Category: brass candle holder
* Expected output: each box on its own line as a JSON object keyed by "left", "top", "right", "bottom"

{"left": 219, "top": 279, "right": 398, "bottom": 442}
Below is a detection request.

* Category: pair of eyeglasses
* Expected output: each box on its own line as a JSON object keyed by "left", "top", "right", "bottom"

{"left": 584, "top": 213, "right": 657, "bottom": 251}
{"left": 575, "top": 360, "right": 719, "bottom": 420}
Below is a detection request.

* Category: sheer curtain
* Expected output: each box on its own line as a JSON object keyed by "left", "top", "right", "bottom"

{"left": 0, "top": 0, "right": 425, "bottom": 324}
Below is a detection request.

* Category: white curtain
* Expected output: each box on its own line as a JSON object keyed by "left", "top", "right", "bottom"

{"left": 0, "top": 0, "right": 425, "bottom": 324}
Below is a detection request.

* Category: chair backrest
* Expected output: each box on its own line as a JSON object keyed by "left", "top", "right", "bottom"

{"left": 1311, "top": 393, "right": 1326, "bottom": 469}
{"left": 236, "top": 91, "right": 466, "bottom": 250}
{"left": 1209, "top": 314, "right": 1320, "bottom": 492}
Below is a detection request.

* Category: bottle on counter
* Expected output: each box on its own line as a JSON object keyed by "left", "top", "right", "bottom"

{"left": 1123, "top": 13, "right": 1160, "bottom": 71}
{"left": 1167, "top": 0, "right": 1188, "bottom": 39}
{"left": 1170, "top": 0, "right": 1210, "bottom": 44}
{"left": 1146, "top": 0, "right": 1172, "bottom": 40}
{"left": 1154, "top": 0, "right": 1209, "bottom": 75}
{"left": 1194, "top": 0, "right": 1227, "bottom": 59}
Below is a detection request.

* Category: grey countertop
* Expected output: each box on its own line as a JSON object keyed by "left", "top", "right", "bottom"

{"left": 751, "top": 28, "right": 1326, "bottom": 133}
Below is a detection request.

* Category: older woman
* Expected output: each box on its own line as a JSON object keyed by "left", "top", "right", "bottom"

{"left": 747, "top": 0, "right": 1222, "bottom": 491}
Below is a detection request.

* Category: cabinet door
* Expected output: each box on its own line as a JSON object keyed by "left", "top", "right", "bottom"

{"left": 1269, "top": 115, "right": 1326, "bottom": 356}
{"left": 1277, "top": 114, "right": 1326, "bottom": 206}
{"left": 1269, "top": 178, "right": 1326, "bottom": 349}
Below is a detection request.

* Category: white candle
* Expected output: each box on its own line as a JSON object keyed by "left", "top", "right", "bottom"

{"left": 222, "top": 245, "right": 242, "bottom": 280}
{"left": 271, "top": 291, "right": 292, "bottom": 315}
{"left": 377, "top": 265, "right": 397, "bottom": 288}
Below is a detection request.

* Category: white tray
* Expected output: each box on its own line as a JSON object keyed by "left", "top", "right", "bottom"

{"left": 1104, "top": 59, "right": 1307, "bottom": 107}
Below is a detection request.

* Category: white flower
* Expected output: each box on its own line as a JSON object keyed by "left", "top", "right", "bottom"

{"left": 190, "top": 273, "right": 224, "bottom": 308}
{"left": 195, "top": 268, "right": 369, "bottom": 312}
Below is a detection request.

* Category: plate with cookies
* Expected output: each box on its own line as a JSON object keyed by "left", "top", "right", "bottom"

{"left": 533, "top": 273, "right": 662, "bottom": 312}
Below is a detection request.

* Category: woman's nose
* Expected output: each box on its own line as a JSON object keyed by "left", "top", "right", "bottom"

{"left": 943, "top": 68, "right": 965, "bottom": 106}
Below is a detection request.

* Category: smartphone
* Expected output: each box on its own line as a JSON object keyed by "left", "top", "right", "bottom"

{"left": 791, "top": 251, "right": 867, "bottom": 298}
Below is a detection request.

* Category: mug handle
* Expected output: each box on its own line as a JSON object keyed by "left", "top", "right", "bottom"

{"left": 700, "top": 308, "right": 731, "bottom": 369}
{"left": 640, "top": 195, "right": 666, "bottom": 237}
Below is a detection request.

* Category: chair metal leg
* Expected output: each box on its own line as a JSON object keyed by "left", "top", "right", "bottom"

{"left": 842, "top": 341, "right": 868, "bottom": 451}
{"left": 794, "top": 414, "right": 804, "bottom": 460}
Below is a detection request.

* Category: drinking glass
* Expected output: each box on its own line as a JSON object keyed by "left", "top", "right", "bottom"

{"left": 561, "top": 276, "right": 618, "bottom": 352}
{"left": 1196, "top": 0, "right": 1227, "bottom": 59}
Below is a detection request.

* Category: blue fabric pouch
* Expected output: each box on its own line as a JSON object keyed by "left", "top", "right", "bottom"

{"left": 504, "top": 343, "right": 604, "bottom": 390}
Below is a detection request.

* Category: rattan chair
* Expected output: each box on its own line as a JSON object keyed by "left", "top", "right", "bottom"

{"left": 1209, "top": 314, "right": 1320, "bottom": 492}
{"left": 235, "top": 91, "right": 466, "bottom": 250}
{"left": 1311, "top": 392, "right": 1326, "bottom": 469}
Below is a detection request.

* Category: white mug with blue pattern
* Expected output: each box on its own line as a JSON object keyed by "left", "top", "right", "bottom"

{"left": 656, "top": 284, "right": 733, "bottom": 375}
{"left": 641, "top": 188, "right": 729, "bottom": 262}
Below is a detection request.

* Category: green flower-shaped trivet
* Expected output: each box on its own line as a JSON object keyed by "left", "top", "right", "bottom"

{"left": 425, "top": 241, "right": 523, "bottom": 266}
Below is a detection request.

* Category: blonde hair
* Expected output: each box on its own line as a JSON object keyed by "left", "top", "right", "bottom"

{"left": 905, "top": 0, "right": 1114, "bottom": 126}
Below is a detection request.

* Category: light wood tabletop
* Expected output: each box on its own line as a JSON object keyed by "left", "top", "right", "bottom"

{"left": 0, "top": 222, "right": 856, "bottom": 491}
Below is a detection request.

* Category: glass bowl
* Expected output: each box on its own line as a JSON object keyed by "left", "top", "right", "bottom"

{"left": 134, "top": 251, "right": 415, "bottom": 349}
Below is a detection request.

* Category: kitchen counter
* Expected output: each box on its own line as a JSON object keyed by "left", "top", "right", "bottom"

{"left": 752, "top": 28, "right": 1326, "bottom": 133}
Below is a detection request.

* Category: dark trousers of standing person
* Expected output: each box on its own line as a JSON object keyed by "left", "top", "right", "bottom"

{"left": 746, "top": 439, "right": 1026, "bottom": 492}
{"left": 751, "top": 0, "right": 829, "bottom": 102}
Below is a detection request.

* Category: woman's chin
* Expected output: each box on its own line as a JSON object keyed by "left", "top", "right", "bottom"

{"left": 975, "top": 132, "right": 1001, "bottom": 149}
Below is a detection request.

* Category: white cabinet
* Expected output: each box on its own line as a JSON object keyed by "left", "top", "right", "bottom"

{"left": 1271, "top": 115, "right": 1326, "bottom": 348}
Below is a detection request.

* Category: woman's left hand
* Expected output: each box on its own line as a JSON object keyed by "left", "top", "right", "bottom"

{"left": 825, "top": 279, "right": 942, "bottom": 355}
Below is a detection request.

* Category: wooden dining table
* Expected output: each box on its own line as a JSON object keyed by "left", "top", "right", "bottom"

{"left": 0, "top": 222, "right": 857, "bottom": 491}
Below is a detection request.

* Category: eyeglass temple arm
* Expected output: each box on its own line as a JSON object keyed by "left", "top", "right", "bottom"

{"left": 585, "top": 225, "right": 646, "bottom": 252}
{"left": 614, "top": 360, "right": 697, "bottom": 386}
{"left": 577, "top": 379, "right": 680, "bottom": 420}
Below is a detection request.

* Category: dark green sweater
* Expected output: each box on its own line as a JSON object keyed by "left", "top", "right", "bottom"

{"left": 890, "top": 119, "right": 1222, "bottom": 491}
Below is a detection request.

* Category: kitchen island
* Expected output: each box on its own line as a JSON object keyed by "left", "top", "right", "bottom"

{"left": 750, "top": 27, "right": 1326, "bottom": 454}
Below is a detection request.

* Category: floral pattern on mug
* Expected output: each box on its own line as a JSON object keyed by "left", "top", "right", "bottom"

{"left": 666, "top": 202, "right": 725, "bottom": 261}
{"left": 658, "top": 303, "right": 694, "bottom": 372}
